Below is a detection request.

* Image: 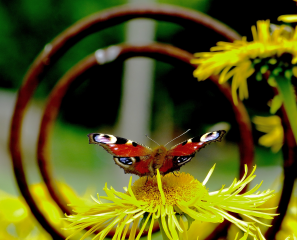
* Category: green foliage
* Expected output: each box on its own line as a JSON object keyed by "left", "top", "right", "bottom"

{"left": 0, "top": 0, "right": 211, "bottom": 91}
{"left": 158, "top": 0, "right": 210, "bottom": 11}
{"left": 51, "top": 121, "right": 104, "bottom": 169}
{"left": 0, "top": 0, "right": 125, "bottom": 90}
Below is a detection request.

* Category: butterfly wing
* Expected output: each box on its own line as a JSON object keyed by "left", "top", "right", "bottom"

{"left": 159, "top": 130, "right": 226, "bottom": 175}
{"left": 88, "top": 133, "right": 154, "bottom": 177}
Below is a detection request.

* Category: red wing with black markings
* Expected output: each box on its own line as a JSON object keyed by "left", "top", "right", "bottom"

{"left": 88, "top": 133, "right": 152, "bottom": 157}
{"left": 88, "top": 133, "right": 154, "bottom": 176}
{"left": 88, "top": 130, "right": 226, "bottom": 177}
{"left": 159, "top": 130, "right": 226, "bottom": 175}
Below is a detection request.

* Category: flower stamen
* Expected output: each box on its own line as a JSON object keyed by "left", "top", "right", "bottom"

{"left": 65, "top": 165, "right": 277, "bottom": 240}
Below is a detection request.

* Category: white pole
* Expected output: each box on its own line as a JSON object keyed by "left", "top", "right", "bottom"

{"left": 116, "top": 0, "right": 156, "bottom": 144}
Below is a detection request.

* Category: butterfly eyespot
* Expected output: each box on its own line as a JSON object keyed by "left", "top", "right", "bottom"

{"left": 200, "top": 131, "right": 220, "bottom": 142}
{"left": 114, "top": 157, "right": 134, "bottom": 165}
{"left": 93, "top": 134, "right": 117, "bottom": 144}
{"left": 176, "top": 155, "right": 193, "bottom": 165}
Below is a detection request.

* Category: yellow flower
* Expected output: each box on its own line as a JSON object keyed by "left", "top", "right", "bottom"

{"left": 278, "top": 15, "right": 297, "bottom": 23}
{"left": 278, "top": 0, "right": 297, "bottom": 24}
{"left": 277, "top": 192, "right": 297, "bottom": 240}
{"left": 285, "top": 235, "right": 297, "bottom": 240}
{"left": 0, "top": 182, "right": 89, "bottom": 240}
{"left": 252, "top": 115, "right": 284, "bottom": 152}
{"left": 248, "top": 171, "right": 296, "bottom": 240}
{"left": 187, "top": 221, "right": 219, "bottom": 239}
{"left": 65, "top": 165, "right": 277, "bottom": 240}
{"left": 0, "top": 189, "right": 50, "bottom": 240}
{"left": 192, "top": 20, "right": 297, "bottom": 104}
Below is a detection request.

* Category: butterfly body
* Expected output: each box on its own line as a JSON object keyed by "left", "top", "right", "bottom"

{"left": 88, "top": 130, "right": 226, "bottom": 177}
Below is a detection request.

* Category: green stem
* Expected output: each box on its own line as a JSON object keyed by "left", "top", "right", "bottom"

{"left": 274, "top": 75, "right": 297, "bottom": 144}
{"left": 158, "top": 218, "right": 170, "bottom": 240}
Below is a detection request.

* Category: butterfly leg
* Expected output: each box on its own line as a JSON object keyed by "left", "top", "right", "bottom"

{"left": 173, "top": 171, "right": 178, "bottom": 177}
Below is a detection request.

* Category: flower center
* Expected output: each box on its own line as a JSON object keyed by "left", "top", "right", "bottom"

{"left": 131, "top": 172, "right": 208, "bottom": 206}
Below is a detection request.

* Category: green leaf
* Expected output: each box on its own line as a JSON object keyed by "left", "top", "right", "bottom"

{"left": 173, "top": 205, "right": 183, "bottom": 214}
{"left": 267, "top": 76, "right": 277, "bottom": 87}
{"left": 272, "top": 68, "right": 282, "bottom": 76}
{"left": 256, "top": 72, "right": 263, "bottom": 81}
{"left": 183, "top": 213, "right": 196, "bottom": 230}
{"left": 270, "top": 95, "right": 283, "bottom": 114}
{"left": 274, "top": 75, "right": 297, "bottom": 144}
{"left": 268, "top": 58, "right": 277, "bottom": 65}
{"left": 260, "top": 65, "right": 269, "bottom": 74}
{"left": 139, "top": 212, "right": 152, "bottom": 231}
{"left": 285, "top": 69, "right": 293, "bottom": 80}
{"left": 158, "top": 218, "right": 170, "bottom": 240}
{"left": 253, "top": 59, "right": 262, "bottom": 64}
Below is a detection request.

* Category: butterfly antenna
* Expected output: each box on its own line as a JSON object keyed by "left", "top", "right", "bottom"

{"left": 145, "top": 135, "right": 160, "bottom": 146}
{"left": 164, "top": 129, "right": 191, "bottom": 146}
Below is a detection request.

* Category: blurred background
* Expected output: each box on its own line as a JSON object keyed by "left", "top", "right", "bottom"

{"left": 0, "top": 0, "right": 296, "bottom": 238}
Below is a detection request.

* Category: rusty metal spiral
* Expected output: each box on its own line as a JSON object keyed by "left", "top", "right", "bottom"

{"left": 8, "top": 3, "right": 294, "bottom": 240}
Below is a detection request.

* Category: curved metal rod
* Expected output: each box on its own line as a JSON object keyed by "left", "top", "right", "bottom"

{"left": 15, "top": 4, "right": 241, "bottom": 109}
{"left": 9, "top": 4, "right": 241, "bottom": 239}
{"left": 265, "top": 105, "right": 297, "bottom": 239}
{"left": 38, "top": 43, "right": 254, "bottom": 239}
{"left": 204, "top": 75, "right": 254, "bottom": 240}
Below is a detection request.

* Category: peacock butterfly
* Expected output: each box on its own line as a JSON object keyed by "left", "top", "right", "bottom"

{"left": 87, "top": 130, "right": 226, "bottom": 177}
